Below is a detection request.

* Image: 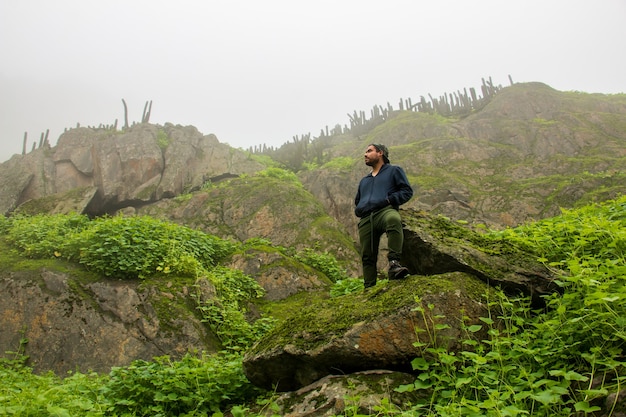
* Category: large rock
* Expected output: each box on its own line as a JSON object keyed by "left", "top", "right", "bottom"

{"left": 228, "top": 249, "right": 332, "bottom": 301}
{"left": 136, "top": 175, "right": 361, "bottom": 274}
{"left": 243, "top": 272, "right": 492, "bottom": 392}
{"left": 0, "top": 123, "right": 265, "bottom": 216}
{"left": 262, "top": 370, "right": 422, "bottom": 417}
{"left": 399, "top": 208, "right": 559, "bottom": 306}
{"left": 0, "top": 267, "right": 219, "bottom": 375}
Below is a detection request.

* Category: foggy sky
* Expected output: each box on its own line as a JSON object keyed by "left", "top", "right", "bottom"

{"left": 1, "top": 0, "right": 625, "bottom": 163}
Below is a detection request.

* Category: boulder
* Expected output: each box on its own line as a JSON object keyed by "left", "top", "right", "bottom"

{"left": 399, "top": 208, "right": 559, "bottom": 306}
{"left": 228, "top": 249, "right": 331, "bottom": 301}
{"left": 0, "top": 268, "right": 219, "bottom": 375}
{"left": 136, "top": 175, "right": 361, "bottom": 274}
{"left": 243, "top": 272, "right": 493, "bottom": 391}
{"left": 261, "top": 370, "right": 422, "bottom": 417}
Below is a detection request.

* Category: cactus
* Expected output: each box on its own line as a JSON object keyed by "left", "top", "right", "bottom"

{"left": 122, "top": 99, "right": 129, "bottom": 129}
{"left": 142, "top": 100, "right": 153, "bottom": 123}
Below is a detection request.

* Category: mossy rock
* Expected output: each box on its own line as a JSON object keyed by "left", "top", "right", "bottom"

{"left": 243, "top": 272, "right": 494, "bottom": 391}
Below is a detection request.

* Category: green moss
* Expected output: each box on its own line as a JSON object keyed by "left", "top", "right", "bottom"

{"left": 320, "top": 156, "right": 356, "bottom": 172}
{"left": 136, "top": 183, "right": 158, "bottom": 200}
{"left": 14, "top": 187, "right": 90, "bottom": 216}
{"left": 256, "top": 290, "right": 330, "bottom": 323}
{"left": 139, "top": 275, "right": 207, "bottom": 334}
{"left": 250, "top": 272, "right": 490, "bottom": 354}
{"left": 156, "top": 128, "right": 170, "bottom": 149}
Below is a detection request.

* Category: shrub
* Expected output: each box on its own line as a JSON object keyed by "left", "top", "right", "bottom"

{"left": 397, "top": 196, "right": 626, "bottom": 416}
{"left": 7, "top": 213, "right": 90, "bottom": 259}
{"left": 78, "top": 216, "right": 235, "bottom": 279}
{"left": 256, "top": 167, "right": 302, "bottom": 186}
{"left": 294, "top": 247, "right": 349, "bottom": 282}
{"left": 195, "top": 266, "right": 275, "bottom": 351}
{"left": 101, "top": 352, "right": 262, "bottom": 416}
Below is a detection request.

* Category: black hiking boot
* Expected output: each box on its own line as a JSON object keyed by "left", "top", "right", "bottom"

{"left": 388, "top": 260, "right": 409, "bottom": 280}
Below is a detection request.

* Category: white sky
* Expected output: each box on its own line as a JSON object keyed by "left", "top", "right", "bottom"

{"left": 1, "top": 0, "right": 625, "bottom": 163}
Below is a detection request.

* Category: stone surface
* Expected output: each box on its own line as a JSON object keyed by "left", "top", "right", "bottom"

{"left": 0, "top": 123, "right": 265, "bottom": 216}
{"left": 399, "top": 208, "right": 559, "bottom": 306}
{"left": 229, "top": 250, "right": 331, "bottom": 301}
{"left": 263, "top": 370, "right": 422, "bottom": 417}
{"left": 0, "top": 269, "right": 218, "bottom": 375}
{"left": 242, "top": 271, "right": 493, "bottom": 391}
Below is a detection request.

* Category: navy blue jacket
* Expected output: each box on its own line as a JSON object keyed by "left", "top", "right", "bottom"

{"left": 354, "top": 163, "right": 413, "bottom": 218}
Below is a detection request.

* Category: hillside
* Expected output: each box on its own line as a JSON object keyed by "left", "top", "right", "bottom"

{"left": 1, "top": 82, "right": 625, "bottom": 237}
{"left": 1, "top": 80, "right": 626, "bottom": 415}
{"left": 291, "top": 82, "right": 626, "bottom": 241}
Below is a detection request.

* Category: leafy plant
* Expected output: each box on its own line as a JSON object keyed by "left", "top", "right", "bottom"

{"left": 294, "top": 247, "right": 349, "bottom": 282}
{"left": 0, "top": 352, "right": 107, "bottom": 417}
{"left": 156, "top": 128, "right": 169, "bottom": 149}
{"left": 195, "top": 266, "right": 275, "bottom": 352}
{"left": 4, "top": 213, "right": 236, "bottom": 279}
{"left": 330, "top": 277, "right": 364, "bottom": 297}
{"left": 395, "top": 195, "right": 626, "bottom": 416}
{"left": 7, "top": 212, "right": 90, "bottom": 259}
{"left": 256, "top": 167, "right": 302, "bottom": 186}
{"left": 101, "top": 352, "right": 262, "bottom": 416}
{"left": 321, "top": 156, "right": 355, "bottom": 172}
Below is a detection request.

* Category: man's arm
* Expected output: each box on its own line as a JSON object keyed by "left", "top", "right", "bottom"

{"left": 387, "top": 166, "right": 413, "bottom": 207}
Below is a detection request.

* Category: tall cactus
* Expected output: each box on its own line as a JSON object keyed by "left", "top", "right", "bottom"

{"left": 122, "top": 99, "right": 129, "bottom": 129}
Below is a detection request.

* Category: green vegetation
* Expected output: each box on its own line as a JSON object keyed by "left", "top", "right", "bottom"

{"left": 1, "top": 195, "right": 625, "bottom": 415}
{"left": 256, "top": 167, "right": 302, "bottom": 186}
{"left": 102, "top": 352, "right": 261, "bottom": 416}
{"left": 293, "top": 247, "right": 349, "bottom": 283}
{"left": 0, "top": 213, "right": 274, "bottom": 416}
{"left": 8, "top": 213, "right": 234, "bottom": 279}
{"left": 320, "top": 156, "right": 356, "bottom": 172}
{"left": 394, "top": 195, "right": 626, "bottom": 416}
{"left": 156, "top": 128, "right": 170, "bottom": 150}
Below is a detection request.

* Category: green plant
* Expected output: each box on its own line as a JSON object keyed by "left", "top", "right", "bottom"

{"left": 0, "top": 215, "right": 10, "bottom": 234}
{"left": 195, "top": 267, "right": 276, "bottom": 352}
{"left": 294, "top": 247, "right": 349, "bottom": 282}
{"left": 0, "top": 347, "right": 107, "bottom": 417}
{"left": 256, "top": 167, "right": 302, "bottom": 186}
{"left": 156, "top": 128, "right": 169, "bottom": 149}
{"left": 77, "top": 215, "right": 235, "bottom": 279}
{"left": 321, "top": 156, "right": 355, "bottom": 171}
{"left": 7, "top": 212, "right": 90, "bottom": 259}
{"left": 330, "top": 277, "right": 364, "bottom": 297}
{"left": 4, "top": 213, "right": 236, "bottom": 279}
{"left": 101, "top": 352, "right": 262, "bottom": 416}
{"left": 395, "top": 196, "right": 626, "bottom": 416}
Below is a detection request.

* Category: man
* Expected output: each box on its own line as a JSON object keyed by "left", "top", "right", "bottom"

{"left": 354, "top": 143, "right": 413, "bottom": 288}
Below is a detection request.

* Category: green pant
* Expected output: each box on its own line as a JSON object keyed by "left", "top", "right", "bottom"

{"left": 358, "top": 207, "right": 404, "bottom": 288}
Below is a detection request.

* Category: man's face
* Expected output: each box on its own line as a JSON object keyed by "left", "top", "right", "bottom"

{"left": 364, "top": 145, "right": 381, "bottom": 166}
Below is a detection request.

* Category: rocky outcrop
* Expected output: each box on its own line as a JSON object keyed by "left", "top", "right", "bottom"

{"left": 3, "top": 83, "right": 625, "bottom": 235}
{"left": 136, "top": 175, "right": 362, "bottom": 274}
{"left": 0, "top": 241, "right": 345, "bottom": 374}
{"left": 0, "top": 123, "right": 265, "bottom": 216}
{"left": 229, "top": 249, "right": 332, "bottom": 301}
{"left": 0, "top": 267, "right": 219, "bottom": 375}
{"left": 243, "top": 272, "right": 493, "bottom": 392}
{"left": 262, "top": 370, "right": 422, "bottom": 417}
{"left": 399, "top": 208, "right": 559, "bottom": 306}
{"left": 242, "top": 210, "right": 557, "bottom": 392}
{"left": 298, "top": 83, "right": 626, "bottom": 233}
